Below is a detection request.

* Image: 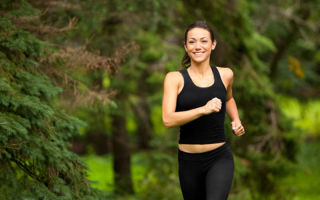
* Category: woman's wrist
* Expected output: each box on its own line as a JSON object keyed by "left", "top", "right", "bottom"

{"left": 198, "top": 106, "right": 207, "bottom": 116}
{"left": 231, "top": 118, "right": 241, "bottom": 123}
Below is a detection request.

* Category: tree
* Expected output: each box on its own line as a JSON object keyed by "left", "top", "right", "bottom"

{"left": 0, "top": 1, "right": 112, "bottom": 199}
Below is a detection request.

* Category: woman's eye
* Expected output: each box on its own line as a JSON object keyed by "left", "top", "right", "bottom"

{"left": 202, "top": 40, "right": 208, "bottom": 43}
{"left": 189, "top": 41, "right": 194, "bottom": 44}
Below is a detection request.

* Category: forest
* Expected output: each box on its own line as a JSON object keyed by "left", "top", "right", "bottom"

{"left": 0, "top": 0, "right": 320, "bottom": 199}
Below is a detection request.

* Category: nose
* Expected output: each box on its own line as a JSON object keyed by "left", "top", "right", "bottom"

{"left": 195, "top": 41, "right": 201, "bottom": 49}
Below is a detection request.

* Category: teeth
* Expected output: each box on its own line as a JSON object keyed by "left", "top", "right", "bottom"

{"left": 194, "top": 52, "right": 203, "bottom": 55}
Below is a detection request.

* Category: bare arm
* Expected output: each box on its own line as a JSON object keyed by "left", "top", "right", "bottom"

{"left": 225, "top": 69, "right": 240, "bottom": 122}
{"left": 224, "top": 68, "right": 245, "bottom": 136}
{"left": 161, "top": 71, "right": 220, "bottom": 128}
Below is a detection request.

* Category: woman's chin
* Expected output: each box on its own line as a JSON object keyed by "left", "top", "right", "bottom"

{"left": 191, "top": 57, "right": 209, "bottom": 64}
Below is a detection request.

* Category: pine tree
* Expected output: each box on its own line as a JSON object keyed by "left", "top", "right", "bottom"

{"left": 0, "top": 2, "right": 112, "bottom": 199}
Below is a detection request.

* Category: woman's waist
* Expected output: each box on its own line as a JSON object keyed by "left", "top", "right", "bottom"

{"left": 178, "top": 142, "right": 226, "bottom": 153}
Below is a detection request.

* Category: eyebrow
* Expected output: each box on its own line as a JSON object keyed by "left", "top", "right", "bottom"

{"left": 189, "top": 37, "right": 208, "bottom": 40}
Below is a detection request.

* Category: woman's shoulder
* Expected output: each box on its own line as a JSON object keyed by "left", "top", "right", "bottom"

{"left": 216, "top": 66, "right": 233, "bottom": 79}
{"left": 164, "top": 70, "right": 184, "bottom": 84}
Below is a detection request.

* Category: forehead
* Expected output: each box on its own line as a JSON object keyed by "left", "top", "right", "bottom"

{"left": 187, "top": 28, "right": 210, "bottom": 39}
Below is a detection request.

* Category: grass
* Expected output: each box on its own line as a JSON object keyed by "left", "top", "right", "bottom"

{"left": 83, "top": 154, "right": 114, "bottom": 192}
{"left": 82, "top": 150, "right": 182, "bottom": 200}
{"left": 82, "top": 152, "right": 150, "bottom": 193}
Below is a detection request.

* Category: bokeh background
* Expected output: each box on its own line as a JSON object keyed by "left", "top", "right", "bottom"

{"left": 1, "top": 0, "right": 320, "bottom": 199}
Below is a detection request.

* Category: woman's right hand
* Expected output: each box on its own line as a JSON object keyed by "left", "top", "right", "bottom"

{"left": 201, "top": 97, "right": 222, "bottom": 115}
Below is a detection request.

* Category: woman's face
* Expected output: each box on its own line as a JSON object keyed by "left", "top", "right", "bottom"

{"left": 184, "top": 27, "right": 216, "bottom": 64}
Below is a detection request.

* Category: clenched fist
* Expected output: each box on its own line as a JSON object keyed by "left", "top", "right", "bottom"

{"left": 231, "top": 120, "right": 245, "bottom": 136}
{"left": 202, "top": 97, "right": 222, "bottom": 115}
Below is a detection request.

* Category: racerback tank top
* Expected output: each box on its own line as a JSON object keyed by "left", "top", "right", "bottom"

{"left": 175, "top": 65, "right": 227, "bottom": 144}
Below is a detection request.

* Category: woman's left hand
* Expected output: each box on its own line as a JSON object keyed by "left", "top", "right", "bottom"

{"left": 231, "top": 120, "right": 245, "bottom": 136}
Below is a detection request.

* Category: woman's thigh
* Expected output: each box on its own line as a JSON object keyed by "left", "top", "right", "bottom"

{"left": 178, "top": 159, "right": 206, "bottom": 200}
{"left": 205, "top": 148, "right": 234, "bottom": 200}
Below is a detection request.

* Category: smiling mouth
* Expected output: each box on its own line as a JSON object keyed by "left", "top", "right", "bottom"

{"left": 193, "top": 52, "right": 205, "bottom": 55}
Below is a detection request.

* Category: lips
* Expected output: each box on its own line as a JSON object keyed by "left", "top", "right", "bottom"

{"left": 193, "top": 52, "right": 205, "bottom": 56}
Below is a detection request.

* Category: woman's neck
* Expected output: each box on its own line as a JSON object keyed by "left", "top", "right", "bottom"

{"left": 189, "top": 60, "right": 211, "bottom": 75}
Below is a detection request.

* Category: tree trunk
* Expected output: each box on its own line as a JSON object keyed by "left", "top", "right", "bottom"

{"left": 111, "top": 112, "right": 134, "bottom": 194}
{"left": 131, "top": 98, "right": 153, "bottom": 150}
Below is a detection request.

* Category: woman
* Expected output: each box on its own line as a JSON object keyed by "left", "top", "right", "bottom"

{"left": 162, "top": 20, "right": 245, "bottom": 200}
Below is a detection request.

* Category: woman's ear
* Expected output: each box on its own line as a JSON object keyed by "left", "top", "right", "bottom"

{"left": 212, "top": 40, "right": 217, "bottom": 50}
{"left": 184, "top": 42, "right": 188, "bottom": 52}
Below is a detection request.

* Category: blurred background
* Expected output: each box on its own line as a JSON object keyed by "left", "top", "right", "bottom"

{"left": 1, "top": 0, "right": 320, "bottom": 199}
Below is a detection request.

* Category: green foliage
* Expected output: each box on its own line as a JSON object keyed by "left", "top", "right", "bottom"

{"left": 277, "top": 141, "right": 320, "bottom": 200}
{"left": 276, "top": 95, "right": 320, "bottom": 137}
{"left": 83, "top": 151, "right": 181, "bottom": 200}
{"left": 2, "top": 0, "right": 319, "bottom": 199}
{"left": 135, "top": 31, "right": 165, "bottom": 62}
{"left": 150, "top": 105, "right": 167, "bottom": 136}
{"left": 132, "top": 151, "right": 181, "bottom": 200}
{"left": 75, "top": 0, "right": 319, "bottom": 198}
{"left": 0, "top": 2, "right": 111, "bottom": 199}
{"left": 83, "top": 154, "right": 114, "bottom": 192}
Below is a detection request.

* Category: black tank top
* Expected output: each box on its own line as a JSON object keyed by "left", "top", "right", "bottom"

{"left": 175, "top": 65, "right": 227, "bottom": 144}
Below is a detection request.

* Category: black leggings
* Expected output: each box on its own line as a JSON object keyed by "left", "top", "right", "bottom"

{"left": 178, "top": 143, "right": 234, "bottom": 200}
